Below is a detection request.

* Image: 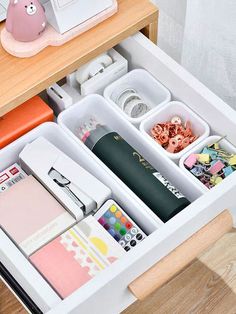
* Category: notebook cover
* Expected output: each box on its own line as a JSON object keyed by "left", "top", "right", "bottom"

{"left": 0, "top": 96, "right": 53, "bottom": 148}
{"left": 0, "top": 175, "right": 75, "bottom": 255}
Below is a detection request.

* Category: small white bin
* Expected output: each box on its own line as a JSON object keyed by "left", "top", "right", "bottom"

{"left": 179, "top": 135, "right": 236, "bottom": 193}
{"left": 140, "top": 101, "right": 210, "bottom": 162}
{"left": 104, "top": 69, "right": 171, "bottom": 126}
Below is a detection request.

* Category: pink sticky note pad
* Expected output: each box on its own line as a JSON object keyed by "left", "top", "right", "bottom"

{"left": 184, "top": 154, "right": 197, "bottom": 169}
{"left": 30, "top": 235, "right": 93, "bottom": 299}
{"left": 0, "top": 175, "right": 75, "bottom": 255}
{"left": 30, "top": 216, "right": 124, "bottom": 298}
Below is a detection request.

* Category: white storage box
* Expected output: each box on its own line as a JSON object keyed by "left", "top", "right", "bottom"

{"left": 0, "top": 122, "right": 161, "bottom": 313}
{"left": 1, "top": 32, "right": 236, "bottom": 314}
{"left": 179, "top": 135, "right": 236, "bottom": 193}
{"left": 104, "top": 69, "right": 171, "bottom": 126}
{"left": 140, "top": 101, "right": 210, "bottom": 162}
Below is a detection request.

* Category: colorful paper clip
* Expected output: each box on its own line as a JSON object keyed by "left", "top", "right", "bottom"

{"left": 184, "top": 136, "right": 236, "bottom": 189}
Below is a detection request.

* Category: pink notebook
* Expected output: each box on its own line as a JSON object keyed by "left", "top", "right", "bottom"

{"left": 30, "top": 216, "right": 124, "bottom": 298}
{"left": 0, "top": 175, "right": 75, "bottom": 256}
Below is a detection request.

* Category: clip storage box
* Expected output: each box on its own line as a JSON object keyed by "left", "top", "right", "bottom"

{"left": 1, "top": 33, "right": 236, "bottom": 314}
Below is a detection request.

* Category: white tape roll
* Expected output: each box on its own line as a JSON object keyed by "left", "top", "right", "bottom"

{"left": 117, "top": 90, "right": 140, "bottom": 111}
{"left": 76, "top": 53, "right": 113, "bottom": 84}
{"left": 124, "top": 98, "right": 150, "bottom": 118}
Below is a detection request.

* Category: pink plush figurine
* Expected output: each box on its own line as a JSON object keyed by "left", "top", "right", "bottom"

{"left": 6, "top": 0, "right": 47, "bottom": 42}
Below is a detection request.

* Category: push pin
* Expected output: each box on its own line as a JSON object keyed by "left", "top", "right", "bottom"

{"left": 150, "top": 116, "right": 197, "bottom": 154}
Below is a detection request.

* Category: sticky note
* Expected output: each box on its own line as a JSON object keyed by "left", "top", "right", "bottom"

{"left": 30, "top": 216, "right": 124, "bottom": 299}
{"left": 0, "top": 175, "right": 75, "bottom": 256}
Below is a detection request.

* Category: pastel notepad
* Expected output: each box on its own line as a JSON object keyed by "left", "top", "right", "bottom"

{"left": 0, "top": 175, "right": 75, "bottom": 256}
{"left": 30, "top": 216, "right": 124, "bottom": 298}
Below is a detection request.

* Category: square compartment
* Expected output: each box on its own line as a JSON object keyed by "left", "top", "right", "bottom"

{"left": 179, "top": 135, "right": 236, "bottom": 193}
{"left": 104, "top": 69, "right": 171, "bottom": 126}
{"left": 140, "top": 101, "right": 210, "bottom": 162}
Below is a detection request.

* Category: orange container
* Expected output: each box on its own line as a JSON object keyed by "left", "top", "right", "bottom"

{"left": 0, "top": 96, "right": 54, "bottom": 149}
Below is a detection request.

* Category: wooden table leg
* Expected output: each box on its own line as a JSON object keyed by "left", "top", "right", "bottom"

{"left": 141, "top": 19, "right": 158, "bottom": 44}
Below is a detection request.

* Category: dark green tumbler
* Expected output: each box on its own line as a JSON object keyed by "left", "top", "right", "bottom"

{"left": 80, "top": 122, "right": 190, "bottom": 222}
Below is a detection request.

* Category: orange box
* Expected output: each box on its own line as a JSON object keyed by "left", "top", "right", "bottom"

{"left": 0, "top": 96, "right": 54, "bottom": 149}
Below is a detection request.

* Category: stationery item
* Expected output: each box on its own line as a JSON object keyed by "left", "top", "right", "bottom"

{"left": 6, "top": 0, "right": 47, "bottom": 42}
{"left": 150, "top": 117, "right": 198, "bottom": 154}
{"left": 30, "top": 215, "right": 124, "bottom": 299}
{"left": 0, "top": 175, "right": 75, "bottom": 256}
{"left": 0, "top": 163, "right": 27, "bottom": 193}
{"left": 184, "top": 138, "right": 236, "bottom": 189}
{"left": 94, "top": 200, "right": 146, "bottom": 251}
{"left": 77, "top": 117, "right": 190, "bottom": 223}
{"left": 111, "top": 87, "right": 150, "bottom": 118}
{"left": 19, "top": 137, "right": 111, "bottom": 221}
{"left": 104, "top": 69, "right": 171, "bottom": 124}
{"left": 47, "top": 49, "right": 128, "bottom": 115}
{"left": 75, "top": 49, "right": 128, "bottom": 96}
{"left": 0, "top": 96, "right": 53, "bottom": 149}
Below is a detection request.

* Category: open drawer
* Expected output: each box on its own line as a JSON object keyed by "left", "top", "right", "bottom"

{"left": 1, "top": 32, "right": 236, "bottom": 314}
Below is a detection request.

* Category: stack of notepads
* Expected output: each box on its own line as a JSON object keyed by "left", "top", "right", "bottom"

{"left": 0, "top": 175, "right": 124, "bottom": 298}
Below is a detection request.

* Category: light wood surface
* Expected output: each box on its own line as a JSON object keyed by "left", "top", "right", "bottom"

{"left": 124, "top": 229, "right": 236, "bottom": 314}
{"left": 1, "top": 229, "right": 236, "bottom": 313}
{"left": 0, "top": 281, "right": 26, "bottom": 314}
{"left": 129, "top": 210, "right": 233, "bottom": 301}
{"left": 0, "top": 0, "right": 158, "bottom": 116}
{"left": 142, "top": 21, "right": 158, "bottom": 45}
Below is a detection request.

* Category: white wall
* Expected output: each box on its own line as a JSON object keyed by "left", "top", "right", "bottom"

{"left": 152, "top": 0, "right": 236, "bottom": 110}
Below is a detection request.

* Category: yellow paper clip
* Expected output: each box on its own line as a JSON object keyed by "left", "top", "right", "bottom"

{"left": 197, "top": 154, "right": 210, "bottom": 164}
{"left": 229, "top": 155, "right": 236, "bottom": 166}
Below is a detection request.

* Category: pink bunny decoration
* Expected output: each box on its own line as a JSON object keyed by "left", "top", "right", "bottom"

{"left": 6, "top": 0, "right": 47, "bottom": 42}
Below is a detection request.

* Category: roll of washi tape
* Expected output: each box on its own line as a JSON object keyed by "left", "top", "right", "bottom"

{"left": 123, "top": 98, "right": 150, "bottom": 118}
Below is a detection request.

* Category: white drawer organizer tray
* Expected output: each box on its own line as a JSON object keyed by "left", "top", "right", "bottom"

{"left": 139, "top": 101, "right": 210, "bottom": 162}
{"left": 1, "top": 32, "right": 236, "bottom": 314}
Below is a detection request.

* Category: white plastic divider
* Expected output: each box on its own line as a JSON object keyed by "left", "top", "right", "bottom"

{"left": 0, "top": 122, "right": 161, "bottom": 312}
{"left": 58, "top": 94, "right": 204, "bottom": 208}
{"left": 179, "top": 135, "right": 236, "bottom": 193}
{"left": 140, "top": 101, "right": 210, "bottom": 162}
{"left": 104, "top": 69, "right": 171, "bottom": 126}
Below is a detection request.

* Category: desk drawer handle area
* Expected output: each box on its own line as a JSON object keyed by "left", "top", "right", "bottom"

{"left": 128, "top": 210, "right": 233, "bottom": 301}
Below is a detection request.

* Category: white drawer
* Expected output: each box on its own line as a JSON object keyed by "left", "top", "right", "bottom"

{"left": 1, "top": 32, "right": 236, "bottom": 314}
